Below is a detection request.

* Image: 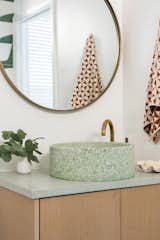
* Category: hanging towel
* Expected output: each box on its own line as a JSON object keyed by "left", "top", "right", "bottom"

{"left": 71, "top": 34, "right": 103, "bottom": 109}
{"left": 144, "top": 21, "right": 160, "bottom": 142}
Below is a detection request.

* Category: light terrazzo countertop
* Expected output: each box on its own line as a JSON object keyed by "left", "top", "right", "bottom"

{"left": 0, "top": 169, "right": 160, "bottom": 199}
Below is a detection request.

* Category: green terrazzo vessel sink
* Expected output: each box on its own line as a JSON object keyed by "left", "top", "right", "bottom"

{"left": 50, "top": 142, "right": 135, "bottom": 182}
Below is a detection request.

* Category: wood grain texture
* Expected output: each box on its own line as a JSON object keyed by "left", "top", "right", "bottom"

{"left": 121, "top": 185, "right": 160, "bottom": 240}
{"left": 0, "top": 187, "right": 39, "bottom": 240}
{"left": 40, "top": 190, "right": 120, "bottom": 240}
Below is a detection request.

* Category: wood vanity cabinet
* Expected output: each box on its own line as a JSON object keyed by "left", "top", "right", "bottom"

{"left": 0, "top": 188, "right": 120, "bottom": 240}
{"left": 121, "top": 185, "right": 160, "bottom": 240}
{"left": 40, "top": 190, "right": 120, "bottom": 240}
{"left": 1, "top": 185, "right": 160, "bottom": 240}
{"left": 0, "top": 188, "right": 39, "bottom": 240}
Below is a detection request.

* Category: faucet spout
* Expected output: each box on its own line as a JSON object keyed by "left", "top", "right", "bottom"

{"left": 101, "top": 119, "right": 115, "bottom": 142}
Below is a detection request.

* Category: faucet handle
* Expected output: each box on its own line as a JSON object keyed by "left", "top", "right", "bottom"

{"left": 125, "top": 137, "right": 129, "bottom": 143}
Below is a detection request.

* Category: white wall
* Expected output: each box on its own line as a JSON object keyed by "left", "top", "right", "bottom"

{"left": 123, "top": 0, "right": 160, "bottom": 160}
{"left": 0, "top": 0, "right": 124, "bottom": 167}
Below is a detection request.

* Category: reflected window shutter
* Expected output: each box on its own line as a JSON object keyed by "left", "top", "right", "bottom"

{"left": 21, "top": 9, "right": 53, "bottom": 108}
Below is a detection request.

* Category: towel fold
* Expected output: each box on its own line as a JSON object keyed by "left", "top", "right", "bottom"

{"left": 71, "top": 34, "right": 103, "bottom": 109}
{"left": 144, "top": 21, "right": 160, "bottom": 142}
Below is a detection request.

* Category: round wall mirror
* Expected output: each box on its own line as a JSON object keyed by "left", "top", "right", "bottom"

{"left": 0, "top": 0, "right": 121, "bottom": 112}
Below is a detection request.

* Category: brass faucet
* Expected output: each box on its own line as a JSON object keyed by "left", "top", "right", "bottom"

{"left": 101, "top": 119, "right": 115, "bottom": 142}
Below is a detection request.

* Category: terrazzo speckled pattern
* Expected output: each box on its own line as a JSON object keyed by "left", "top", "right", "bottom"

{"left": 1, "top": 169, "right": 160, "bottom": 199}
{"left": 50, "top": 142, "right": 135, "bottom": 182}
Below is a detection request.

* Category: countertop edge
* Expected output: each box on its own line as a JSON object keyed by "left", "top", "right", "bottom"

{"left": 1, "top": 170, "right": 160, "bottom": 199}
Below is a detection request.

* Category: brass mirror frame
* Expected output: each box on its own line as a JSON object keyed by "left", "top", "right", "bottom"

{"left": 0, "top": 0, "right": 121, "bottom": 113}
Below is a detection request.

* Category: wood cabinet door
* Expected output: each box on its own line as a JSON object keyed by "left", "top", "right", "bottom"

{"left": 121, "top": 185, "right": 160, "bottom": 240}
{"left": 40, "top": 190, "right": 120, "bottom": 240}
{"left": 0, "top": 188, "right": 39, "bottom": 240}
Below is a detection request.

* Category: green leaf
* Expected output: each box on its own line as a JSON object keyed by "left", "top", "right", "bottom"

{"left": 17, "top": 129, "right": 27, "bottom": 142}
{"left": 5, "top": 141, "right": 13, "bottom": 146}
{"left": 27, "top": 152, "right": 33, "bottom": 163}
{"left": 0, "top": 145, "right": 9, "bottom": 154}
{"left": 33, "top": 142, "right": 38, "bottom": 149}
{"left": 2, "top": 129, "right": 27, "bottom": 144}
{"left": 2, "top": 131, "right": 14, "bottom": 140}
{"left": 3, "top": 144, "right": 13, "bottom": 152}
{"left": 25, "top": 139, "right": 35, "bottom": 152}
{"left": 1, "top": 152, "right": 12, "bottom": 162}
{"left": 34, "top": 150, "right": 42, "bottom": 155}
{"left": 32, "top": 155, "right": 40, "bottom": 163}
{"left": 10, "top": 133, "right": 20, "bottom": 142}
{"left": 7, "top": 142, "right": 26, "bottom": 157}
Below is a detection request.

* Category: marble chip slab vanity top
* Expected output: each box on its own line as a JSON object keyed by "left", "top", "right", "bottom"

{"left": 0, "top": 169, "right": 160, "bottom": 199}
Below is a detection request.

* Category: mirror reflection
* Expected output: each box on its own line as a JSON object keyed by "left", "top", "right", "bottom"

{"left": 1, "top": 0, "right": 120, "bottom": 111}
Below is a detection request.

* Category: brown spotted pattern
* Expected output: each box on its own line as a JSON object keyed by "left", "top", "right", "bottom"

{"left": 144, "top": 22, "right": 160, "bottom": 143}
{"left": 71, "top": 34, "right": 103, "bottom": 109}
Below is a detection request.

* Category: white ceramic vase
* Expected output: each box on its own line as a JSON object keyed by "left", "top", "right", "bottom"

{"left": 16, "top": 158, "right": 31, "bottom": 175}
